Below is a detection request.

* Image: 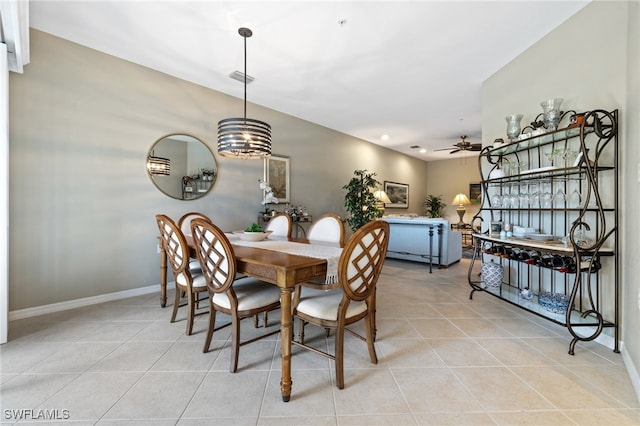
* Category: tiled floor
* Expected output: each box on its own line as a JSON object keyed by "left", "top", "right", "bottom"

{"left": 1, "top": 258, "right": 638, "bottom": 425}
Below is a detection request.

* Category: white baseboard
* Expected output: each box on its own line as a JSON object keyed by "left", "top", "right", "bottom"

{"left": 621, "top": 342, "right": 640, "bottom": 403}
{"left": 8, "top": 282, "right": 175, "bottom": 321}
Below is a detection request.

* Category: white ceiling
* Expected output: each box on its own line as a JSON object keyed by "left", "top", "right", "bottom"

{"left": 28, "top": 0, "right": 589, "bottom": 161}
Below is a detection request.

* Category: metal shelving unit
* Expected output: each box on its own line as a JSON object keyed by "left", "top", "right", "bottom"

{"left": 468, "top": 109, "right": 619, "bottom": 355}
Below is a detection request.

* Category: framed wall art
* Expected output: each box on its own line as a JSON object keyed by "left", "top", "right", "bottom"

{"left": 384, "top": 181, "right": 409, "bottom": 208}
{"left": 469, "top": 183, "right": 482, "bottom": 203}
{"left": 266, "top": 155, "right": 290, "bottom": 202}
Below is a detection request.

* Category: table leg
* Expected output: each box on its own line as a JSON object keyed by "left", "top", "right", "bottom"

{"left": 279, "top": 287, "right": 293, "bottom": 402}
{"left": 159, "top": 238, "right": 167, "bottom": 308}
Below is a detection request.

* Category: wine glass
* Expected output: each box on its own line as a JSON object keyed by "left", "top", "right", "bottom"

{"left": 540, "top": 181, "right": 553, "bottom": 208}
{"left": 528, "top": 182, "right": 541, "bottom": 207}
{"left": 519, "top": 183, "right": 529, "bottom": 208}
{"left": 552, "top": 188, "right": 566, "bottom": 207}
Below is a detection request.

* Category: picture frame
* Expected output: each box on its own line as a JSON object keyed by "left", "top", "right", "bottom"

{"left": 384, "top": 181, "right": 409, "bottom": 208}
{"left": 469, "top": 183, "right": 482, "bottom": 203}
{"left": 266, "top": 155, "right": 290, "bottom": 203}
{"left": 489, "top": 221, "right": 503, "bottom": 237}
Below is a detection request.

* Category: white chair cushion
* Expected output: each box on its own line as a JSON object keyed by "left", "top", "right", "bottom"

{"left": 212, "top": 277, "right": 280, "bottom": 311}
{"left": 176, "top": 271, "right": 207, "bottom": 290}
{"left": 188, "top": 259, "right": 202, "bottom": 273}
{"left": 296, "top": 287, "right": 366, "bottom": 321}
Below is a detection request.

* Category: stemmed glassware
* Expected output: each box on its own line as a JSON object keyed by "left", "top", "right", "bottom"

{"left": 540, "top": 98, "right": 564, "bottom": 130}
{"left": 552, "top": 188, "right": 566, "bottom": 207}
{"left": 540, "top": 181, "right": 553, "bottom": 208}
{"left": 528, "top": 181, "right": 541, "bottom": 207}
{"left": 519, "top": 183, "right": 529, "bottom": 208}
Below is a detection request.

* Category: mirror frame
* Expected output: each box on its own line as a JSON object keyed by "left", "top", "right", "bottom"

{"left": 146, "top": 133, "right": 218, "bottom": 200}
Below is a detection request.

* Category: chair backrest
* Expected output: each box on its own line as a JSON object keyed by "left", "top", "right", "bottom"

{"left": 156, "top": 214, "right": 193, "bottom": 281}
{"left": 264, "top": 213, "right": 292, "bottom": 238}
{"left": 190, "top": 218, "right": 236, "bottom": 294}
{"left": 338, "top": 220, "right": 390, "bottom": 301}
{"left": 307, "top": 213, "right": 345, "bottom": 246}
{"left": 178, "top": 212, "right": 211, "bottom": 237}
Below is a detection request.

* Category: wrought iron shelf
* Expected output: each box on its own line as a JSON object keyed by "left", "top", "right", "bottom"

{"left": 469, "top": 109, "right": 619, "bottom": 355}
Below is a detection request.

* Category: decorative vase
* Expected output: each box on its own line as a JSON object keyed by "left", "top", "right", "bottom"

{"left": 505, "top": 114, "right": 523, "bottom": 140}
{"left": 540, "top": 98, "right": 563, "bottom": 130}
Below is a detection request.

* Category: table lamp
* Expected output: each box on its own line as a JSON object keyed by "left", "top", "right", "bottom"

{"left": 452, "top": 193, "right": 471, "bottom": 225}
{"left": 374, "top": 190, "right": 392, "bottom": 217}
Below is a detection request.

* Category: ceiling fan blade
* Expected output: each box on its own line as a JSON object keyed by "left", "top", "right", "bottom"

{"left": 449, "top": 149, "right": 461, "bottom": 154}
{"left": 434, "top": 147, "right": 454, "bottom": 152}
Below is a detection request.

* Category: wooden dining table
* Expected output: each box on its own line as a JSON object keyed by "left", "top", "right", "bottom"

{"left": 158, "top": 236, "right": 330, "bottom": 402}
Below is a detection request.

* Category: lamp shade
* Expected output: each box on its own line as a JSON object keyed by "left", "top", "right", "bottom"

{"left": 452, "top": 193, "right": 471, "bottom": 206}
{"left": 374, "top": 190, "right": 392, "bottom": 204}
{"left": 217, "top": 118, "right": 272, "bottom": 159}
{"left": 217, "top": 27, "right": 271, "bottom": 159}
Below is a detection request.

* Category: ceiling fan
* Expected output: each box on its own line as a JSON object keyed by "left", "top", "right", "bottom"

{"left": 435, "top": 135, "right": 482, "bottom": 154}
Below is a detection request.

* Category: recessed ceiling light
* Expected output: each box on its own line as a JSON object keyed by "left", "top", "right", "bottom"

{"left": 420, "top": 149, "right": 427, "bottom": 153}
{"left": 381, "top": 134, "right": 389, "bottom": 141}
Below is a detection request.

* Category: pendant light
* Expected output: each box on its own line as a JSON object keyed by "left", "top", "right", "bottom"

{"left": 147, "top": 151, "right": 170, "bottom": 176}
{"left": 217, "top": 27, "right": 272, "bottom": 159}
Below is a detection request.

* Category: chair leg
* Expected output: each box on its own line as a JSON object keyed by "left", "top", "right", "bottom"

{"left": 263, "top": 311, "right": 268, "bottom": 327}
{"left": 170, "top": 288, "right": 181, "bottom": 323}
{"left": 186, "top": 291, "right": 195, "bottom": 335}
{"left": 335, "top": 324, "right": 345, "bottom": 390}
{"left": 229, "top": 314, "right": 241, "bottom": 373}
{"left": 298, "top": 318, "right": 306, "bottom": 343}
{"left": 253, "top": 314, "right": 259, "bottom": 328}
{"left": 365, "top": 312, "right": 378, "bottom": 364}
{"left": 202, "top": 305, "right": 217, "bottom": 353}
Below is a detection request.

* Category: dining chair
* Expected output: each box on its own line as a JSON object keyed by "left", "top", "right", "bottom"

{"left": 307, "top": 213, "right": 345, "bottom": 247}
{"left": 155, "top": 214, "right": 209, "bottom": 335}
{"left": 178, "top": 212, "right": 211, "bottom": 237}
{"left": 264, "top": 213, "right": 292, "bottom": 238}
{"left": 190, "top": 218, "right": 282, "bottom": 372}
{"left": 292, "top": 220, "right": 389, "bottom": 389}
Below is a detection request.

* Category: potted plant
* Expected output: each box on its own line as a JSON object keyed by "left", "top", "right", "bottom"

{"left": 423, "top": 194, "right": 446, "bottom": 218}
{"left": 343, "top": 169, "right": 381, "bottom": 231}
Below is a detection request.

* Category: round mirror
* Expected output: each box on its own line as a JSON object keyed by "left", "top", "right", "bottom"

{"left": 146, "top": 134, "right": 217, "bottom": 200}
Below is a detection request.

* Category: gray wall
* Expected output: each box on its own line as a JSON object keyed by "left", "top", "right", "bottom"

{"left": 8, "top": 29, "right": 428, "bottom": 311}
{"left": 483, "top": 1, "right": 639, "bottom": 396}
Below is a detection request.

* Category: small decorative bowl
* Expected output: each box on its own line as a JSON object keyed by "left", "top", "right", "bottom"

{"left": 538, "top": 292, "right": 571, "bottom": 314}
{"left": 233, "top": 230, "right": 273, "bottom": 242}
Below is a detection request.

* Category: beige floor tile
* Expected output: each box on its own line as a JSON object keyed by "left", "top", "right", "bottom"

{"left": 35, "top": 372, "right": 143, "bottom": 421}
{"left": 259, "top": 369, "right": 336, "bottom": 417}
{"left": 150, "top": 341, "right": 219, "bottom": 372}
{"left": 511, "top": 366, "right": 626, "bottom": 410}
{"left": 87, "top": 341, "right": 173, "bottom": 372}
{"left": 428, "top": 338, "right": 501, "bottom": 367}
{"left": 414, "top": 412, "right": 496, "bottom": 425}
{"left": 410, "top": 318, "right": 466, "bottom": 338}
{"left": 25, "top": 342, "right": 121, "bottom": 373}
{"left": 392, "top": 367, "right": 484, "bottom": 413}
{"left": 182, "top": 371, "right": 268, "bottom": 419}
{"left": 332, "top": 369, "right": 410, "bottom": 416}
{"left": 489, "top": 410, "right": 574, "bottom": 425}
{"left": 103, "top": 371, "right": 205, "bottom": 420}
{"left": 338, "top": 413, "right": 417, "bottom": 425}
{"left": 0, "top": 373, "right": 79, "bottom": 410}
{"left": 563, "top": 408, "right": 640, "bottom": 425}
{"left": 376, "top": 338, "right": 446, "bottom": 368}
{"left": 568, "top": 365, "right": 640, "bottom": 408}
{"left": 448, "top": 318, "right": 514, "bottom": 338}
{"left": 474, "top": 337, "right": 557, "bottom": 367}
{"left": 451, "top": 366, "right": 555, "bottom": 411}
